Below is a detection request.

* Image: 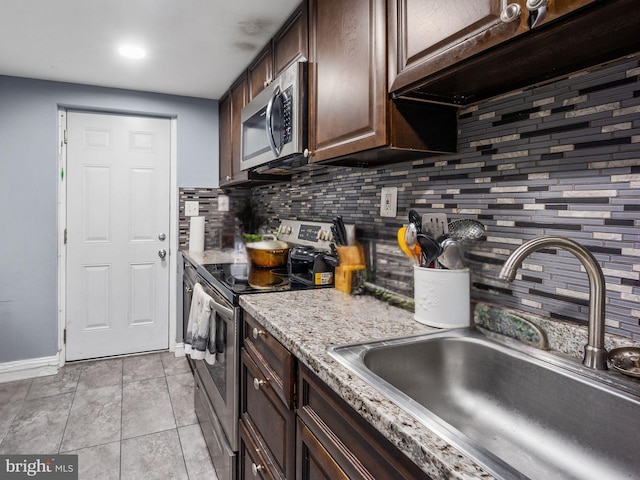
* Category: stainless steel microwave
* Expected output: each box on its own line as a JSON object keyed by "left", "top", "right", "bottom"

{"left": 240, "top": 61, "right": 307, "bottom": 172}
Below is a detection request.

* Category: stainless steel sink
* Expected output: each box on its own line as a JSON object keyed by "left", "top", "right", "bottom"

{"left": 327, "top": 329, "right": 640, "bottom": 480}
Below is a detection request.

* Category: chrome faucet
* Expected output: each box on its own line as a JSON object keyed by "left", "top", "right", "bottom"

{"left": 498, "top": 236, "right": 608, "bottom": 370}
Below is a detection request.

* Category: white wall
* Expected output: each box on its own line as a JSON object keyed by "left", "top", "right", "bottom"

{"left": 0, "top": 75, "right": 218, "bottom": 363}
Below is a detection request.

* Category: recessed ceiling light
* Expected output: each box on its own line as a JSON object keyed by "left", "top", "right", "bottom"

{"left": 118, "top": 45, "right": 147, "bottom": 59}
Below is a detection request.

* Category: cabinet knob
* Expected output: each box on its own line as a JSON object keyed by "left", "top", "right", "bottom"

{"left": 500, "top": 3, "right": 522, "bottom": 23}
{"left": 185, "top": 287, "right": 192, "bottom": 293}
{"left": 303, "top": 148, "right": 312, "bottom": 158}
{"left": 253, "top": 377, "right": 266, "bottom": 390}
{"left": 252, "top": 328, "right": 265, "bottom": 339}
{"left": 251, "top": 463, "right": 263, "bottom": 477}
{"left": 225, "top": 175, "right": 232, "bottom": 181}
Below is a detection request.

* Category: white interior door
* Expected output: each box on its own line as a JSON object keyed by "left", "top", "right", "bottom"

{"left": 65, "top": 111, "right": 171, "bottom": 361}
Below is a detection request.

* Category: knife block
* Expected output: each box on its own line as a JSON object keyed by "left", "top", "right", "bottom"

{"left": 335, "top": 245, "right": 365, "bottom": 294}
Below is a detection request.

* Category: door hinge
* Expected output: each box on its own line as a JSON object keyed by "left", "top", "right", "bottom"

{"left": 63, "top": 328, "right": 67, "bottom": 344}
{"left": 64, "top": 229, "right": 67, "bottom": 244}
{"left": 63, "top": 129, "right": 68, "bottom": 144}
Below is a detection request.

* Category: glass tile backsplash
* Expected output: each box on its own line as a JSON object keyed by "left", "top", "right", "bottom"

{"left": 181, "top": 53, "right": 639, "bottom": 341}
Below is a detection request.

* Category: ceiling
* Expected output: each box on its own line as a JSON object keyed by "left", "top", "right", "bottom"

{"left": 0, "top": 0, "right": 300, "bottom": 100}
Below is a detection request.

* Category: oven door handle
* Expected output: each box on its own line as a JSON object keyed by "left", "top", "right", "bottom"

{"left": 209, "top": 300, "right": 233, "bottom": 319}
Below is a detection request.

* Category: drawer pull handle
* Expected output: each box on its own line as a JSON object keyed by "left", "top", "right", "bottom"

{"left": 253, "top": 377, "right": 266, "bottom": 390}
{"left": 251, "top": 462, "right": 263, "bottom": 477}
{"left": 252, "top": 328, "right": 265, "bottom": 339}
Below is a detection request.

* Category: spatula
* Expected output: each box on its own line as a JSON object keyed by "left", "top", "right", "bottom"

{"left": 422, "top": 213, "right": 449, "bottom": 240}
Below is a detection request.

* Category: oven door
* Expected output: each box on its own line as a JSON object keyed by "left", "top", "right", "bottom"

{"left": 194, "top": 369, "right": 235, "bottom": 480}
{"left": 193, "top": 276, "right": 240, "bottom": 450}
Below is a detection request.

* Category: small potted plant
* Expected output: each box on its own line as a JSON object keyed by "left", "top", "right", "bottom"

{"left": 234, "top": 197, "right": 267, "bottom": 243}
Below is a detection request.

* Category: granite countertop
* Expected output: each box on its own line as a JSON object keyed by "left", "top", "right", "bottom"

{"left": 182, "top": 248, "right": 246, "bottom": 266}
{"left": 240, "top": 289, "right": 495, "bottom": 480}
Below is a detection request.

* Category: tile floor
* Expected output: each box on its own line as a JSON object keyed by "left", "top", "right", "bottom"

{"left": 0, "top": 352, "right": 218, "bottom": 480}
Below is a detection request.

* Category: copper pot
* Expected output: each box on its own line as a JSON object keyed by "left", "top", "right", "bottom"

{"left": 245, "top": 238, "right": 290, "bottom": 268}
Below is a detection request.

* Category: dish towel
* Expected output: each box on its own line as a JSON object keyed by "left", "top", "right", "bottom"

{"left": 185, "top": 283, "right": 217, "bottom": 365}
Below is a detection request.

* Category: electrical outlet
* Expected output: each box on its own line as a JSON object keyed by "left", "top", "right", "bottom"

{"left": 185, "top": 201, "right": 199, "bottom": 217}
{"left": 218, "top": 195, "right": 230, "bottom": 212}
{"left": 380, "top": 187, "right": 398, "bottom": 218}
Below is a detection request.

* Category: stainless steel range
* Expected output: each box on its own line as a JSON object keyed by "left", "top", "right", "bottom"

{"left": 187, "top": 219, "right": 351, "bottom": 480}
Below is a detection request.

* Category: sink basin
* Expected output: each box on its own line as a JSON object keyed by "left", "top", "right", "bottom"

{"left": 327, "top": 329, "right": 640, "bottom": 480}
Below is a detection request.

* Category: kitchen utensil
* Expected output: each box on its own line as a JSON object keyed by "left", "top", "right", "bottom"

{"left": 422, "top": 213, "right": 449, "bottom": 239}
{"left": 245, "top": 237, "right": 290, "bottom": 268}
{"left": 333, "top": 216, "right": 348, "bottom": 246}
{"left": 417, "top": 233, "right": 442, "bottom": 267}
{"left": 608, "top": 347, "right": 640, "bottom": 378}
{"left": 438, "top": 237, "right": 466, "bottom": 270}
{"left": 408, "top": 209, "right": 422, "bottom": 233}
{"left": 448, "top": 219, "right": 486, "bottom": 243}
{"left": 397, "top": 227, "right": 419, "bottom": 265}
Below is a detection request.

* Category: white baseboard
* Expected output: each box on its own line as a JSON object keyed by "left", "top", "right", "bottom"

{"left": 173, "top": 342, "right": 186, "bottom": 357}
{"left": 0, "top": 355, "right": 60, "bottom": 384}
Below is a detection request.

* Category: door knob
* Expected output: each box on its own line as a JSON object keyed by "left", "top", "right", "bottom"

{"left": 158, "top": 233, "right": 166, "bottom": 241}
{"left": 158, "top": 249, "right": 167, "bottom": 259}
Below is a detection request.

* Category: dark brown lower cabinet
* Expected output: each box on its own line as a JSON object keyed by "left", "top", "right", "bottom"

{"left": 240, "top": 313, "right": 432, "bottom": 480}
{"left": 296, "top": 364, "right": 432, "bottom": 480}
{"left": 296, "top": 418, "right": 350, "bottom": 480}
{"left": 239, "top": 419, "right": 277, "bottom": 480}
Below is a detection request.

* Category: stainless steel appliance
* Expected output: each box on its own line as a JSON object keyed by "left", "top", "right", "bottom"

{"left": 190, "top": 219, "right": 350, "bottom": 480}
{"left": 240, "top": 61, "right": 307, "bottom": 173}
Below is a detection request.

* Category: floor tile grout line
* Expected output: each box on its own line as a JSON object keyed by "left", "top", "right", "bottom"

{"left": 163, "top": 366, "right": 191, "bottom": 479}
{"left": 56, "top": 363, "right": 83, "bottom": 454}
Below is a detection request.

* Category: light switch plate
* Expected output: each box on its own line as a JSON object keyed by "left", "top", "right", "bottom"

{"left": 218, "top": 195, "right": 230, "bottom": 212}
{"left": 185, "top": 201, "right": 199, "bottom": 217}
{"left": 380, "top": 187, "right": 398, "bottom": 218}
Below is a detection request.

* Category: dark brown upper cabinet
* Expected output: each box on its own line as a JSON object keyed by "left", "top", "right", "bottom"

{"left": 388, "top": 0, "right": 529, "bottom": 100}
{"left": 274, "top": 1, "right": 309, "bottom": 76}
{"left": 247, "top": 1, "right": 308, "bottom": 101}
{"left": 247, "top": 44, "right": 273, "bottom": 101}
{"left": 218, "top": 92, "right": 233, "bottom": 185}
{"left": 219, "top": 74, "right": 250, "bottom": 187}
{"left": 391, "top": 0, "right": 640, "bottom": 105}
{"left": 307, "top": 0, "right": 457, "bottom": 166}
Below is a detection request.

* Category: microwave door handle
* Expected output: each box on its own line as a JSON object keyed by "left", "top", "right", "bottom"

{"left": 265, "top": 85, "right": 282, "bottom": 157}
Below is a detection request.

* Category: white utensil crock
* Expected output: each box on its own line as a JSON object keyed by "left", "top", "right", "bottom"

{"left": 413, "top": 266, "right": 470, "bottom": 328}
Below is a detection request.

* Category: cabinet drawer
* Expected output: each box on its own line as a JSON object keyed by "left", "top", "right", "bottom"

{"left": 239, "top": 419, "right": 277, "bottom": 480}
{"left": 243, "top": 312, "right": 295, "bottom": 409}
{"left": 296, "top": 417, "right": 350, "bottom": 480}
{"left": 297, "top": 364, "right": 431, "bottom": 480}
{"left": 241, "top": 348, "right": 296, "bottom": 479}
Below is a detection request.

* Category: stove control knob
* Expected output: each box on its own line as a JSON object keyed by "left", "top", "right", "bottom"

{"left": 285, "top": 226, "right": 293, "bottom": 235}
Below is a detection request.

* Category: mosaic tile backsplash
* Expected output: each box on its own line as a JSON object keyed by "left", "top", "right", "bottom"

{"left": 246, "top": 54, "right": 640, "bottom": 341}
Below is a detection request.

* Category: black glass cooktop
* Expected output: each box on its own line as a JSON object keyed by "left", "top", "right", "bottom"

{"left": 198, "top": 262, "right": 315, "bottom": 304}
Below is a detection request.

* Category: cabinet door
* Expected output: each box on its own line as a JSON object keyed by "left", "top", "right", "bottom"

{"left": 389, "top": 0, "right": 528, "bottom": 94}
{"left": 273, "top": 0, "right": 309, "bottom": 76}
{"left": 297, "top": 364, "right": 432, "bottom": 480}
{"left": 230, "top": 74, "right": 249, "bottom": 184}
{"left": 248, "top": 44, "right": 273, "bottom": 100}
{"left": 218, "top": 93, "right": 233, "bottom": 185}
{"left": 308, "top": 0, "right": 387, "bottom": 163}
